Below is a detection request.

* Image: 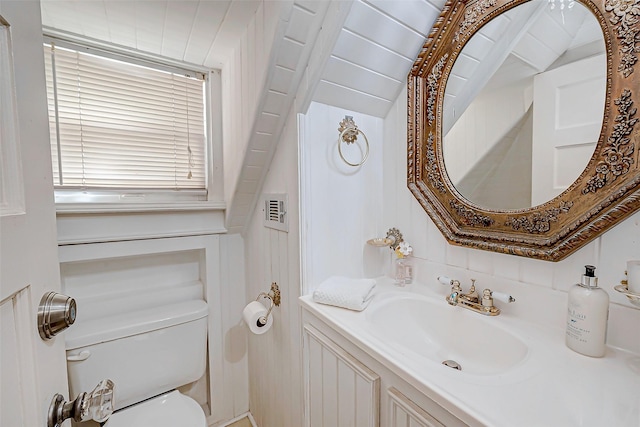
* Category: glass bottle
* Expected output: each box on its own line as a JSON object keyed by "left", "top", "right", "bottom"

{"left": 394, "top": 257, "right": 413, "bottom": 286}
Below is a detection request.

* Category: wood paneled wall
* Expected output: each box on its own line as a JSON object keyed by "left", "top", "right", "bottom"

{"left": 244, "top": 104, "right": 303, "bottom": 427}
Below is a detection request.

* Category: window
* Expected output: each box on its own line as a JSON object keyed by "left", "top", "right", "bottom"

{"left": 43, "top": 41, "right": 208, "bottom": 203}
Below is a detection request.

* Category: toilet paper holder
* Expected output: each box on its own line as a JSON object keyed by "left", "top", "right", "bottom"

{"left": 255, "top": 282, "right": 281, "bottom": 326}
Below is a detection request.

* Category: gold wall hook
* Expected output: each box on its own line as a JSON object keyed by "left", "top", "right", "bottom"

{"left": 254, "top": 282, "right": 281, "bottom": 326}
{"left": 338, "top": 116, "right": 358, "bottom": 144}
{"left": 386, "top": 228, "right": 403, "bottom": 250}
{"left": 337, "top": 115, "right": 369, "bottom": 166}
{"left": 270, "top": 282, "right": 281, "bottom": 306}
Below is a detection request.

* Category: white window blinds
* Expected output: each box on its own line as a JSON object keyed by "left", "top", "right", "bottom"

{"left": 44, "top": 43, "right": 206, "bottom": 191}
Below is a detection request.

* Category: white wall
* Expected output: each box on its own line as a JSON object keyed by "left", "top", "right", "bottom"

{"left": 300, "top": 102, "right": 386, "bottom": 289}
{"left": 244, "top": 102, "right": 303, "bottom": 427}
{"left": 243, "top": 99, "right": 387, "bottom": 427}
{"left": 221, "top": 1, "right": 286, "bottom": 206}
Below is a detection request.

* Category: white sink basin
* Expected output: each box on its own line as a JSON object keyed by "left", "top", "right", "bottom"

{"left": 365, "top": 292, "right": 529, "bottom": 375}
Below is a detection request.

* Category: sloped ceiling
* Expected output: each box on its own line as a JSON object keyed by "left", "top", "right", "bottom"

{"left": 311, "top": 0, "right": 445, "bottom": 117}
{"left": 37, "top": 0, "right": 601, "bottom": 232}
{"left": 38, "top": 0, "right": 445, "bottom": 232}
{"left": 40, "top": 0, "right": 262, "bottom": 69}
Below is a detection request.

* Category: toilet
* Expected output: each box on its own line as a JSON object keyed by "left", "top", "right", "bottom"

{"left": 65, "top": 299, "right": 209, "bottom": 427}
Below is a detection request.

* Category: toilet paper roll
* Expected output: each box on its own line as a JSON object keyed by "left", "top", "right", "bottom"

{"left": 243, "top": 301, "right": 273, "bottom": 335}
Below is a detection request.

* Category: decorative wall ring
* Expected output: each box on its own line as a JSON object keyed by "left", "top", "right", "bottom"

{"left": 337, "top": 115, "right": 369, "bottom": 167}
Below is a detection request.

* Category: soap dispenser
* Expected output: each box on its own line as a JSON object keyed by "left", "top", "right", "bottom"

{"left": 566, "top": 265, "right": 609, "bottom": 357}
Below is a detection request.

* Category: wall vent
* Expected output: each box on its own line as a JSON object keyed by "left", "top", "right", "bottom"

{"left": 263, "top": 193, "right": 288, "bottom": 232}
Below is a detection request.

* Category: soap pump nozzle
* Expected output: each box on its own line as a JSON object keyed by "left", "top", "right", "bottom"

{"left": 581, "top": 265, "right": 598, "bottom": 288}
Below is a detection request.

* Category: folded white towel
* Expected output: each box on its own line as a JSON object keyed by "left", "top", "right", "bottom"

{"left": 312, "top": 276, "right": 377, "bottom": 311}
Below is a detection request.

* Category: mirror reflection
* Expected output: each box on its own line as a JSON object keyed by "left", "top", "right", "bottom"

{"left": 443, "top": 1, "right": 605, "bottom": 210}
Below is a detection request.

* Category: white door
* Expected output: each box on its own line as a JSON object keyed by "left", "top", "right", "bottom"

{"left": 531, "top": 53, "right": 607, "bottom": 206}
{"left": 0, "top": 1, "right": 69, "bottom": 427}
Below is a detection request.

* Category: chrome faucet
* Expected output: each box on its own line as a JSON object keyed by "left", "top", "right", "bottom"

{"left": 438, "top": 276, "right": 515, "bottom": 316}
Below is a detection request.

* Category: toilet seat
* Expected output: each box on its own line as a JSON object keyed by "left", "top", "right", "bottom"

{"left": 104, "top": 390, "right": 206, "bottom": 427}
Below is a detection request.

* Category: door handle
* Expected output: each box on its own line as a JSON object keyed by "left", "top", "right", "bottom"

{"left": 48, "top": 379, "right": 115, "bottom": 427}
{"left": 38, "top": 292, "right": 76, "bottom": 340}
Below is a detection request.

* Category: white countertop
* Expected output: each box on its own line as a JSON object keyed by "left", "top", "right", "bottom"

{"left": 299, "top": 277, "right": 640, "bottom": 427}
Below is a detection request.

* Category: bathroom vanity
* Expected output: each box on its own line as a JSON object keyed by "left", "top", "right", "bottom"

{"left": 300, "top": 278, "right": 640, "bottom": 427}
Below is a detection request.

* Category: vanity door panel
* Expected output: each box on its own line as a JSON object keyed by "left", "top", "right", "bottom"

{"left": 303, "top": 324, "right": 380, "bottom": 427}
{"left": 388, "top": 387, "right": 445, "bottom": 427}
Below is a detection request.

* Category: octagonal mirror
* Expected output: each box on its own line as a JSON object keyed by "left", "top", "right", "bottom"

{"left": 408, "top": 0, "right": 640, "bottom": 261}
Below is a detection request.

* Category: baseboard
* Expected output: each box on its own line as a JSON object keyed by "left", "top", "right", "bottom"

{"left": 209, "top": 412, "right": 257, "bottom": 427}
{"left": 247, "top": 412, "right": 258, "bottom": 427}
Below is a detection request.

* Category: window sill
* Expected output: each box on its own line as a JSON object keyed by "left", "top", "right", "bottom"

{"left": 55, "top": 200, "right": 226, "bottom": 215}
{"left": 55, "top": 201, "right": 228, "bottom": 244}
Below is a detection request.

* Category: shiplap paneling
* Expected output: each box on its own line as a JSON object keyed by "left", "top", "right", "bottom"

{"left": 323, "top": 56, "right": 401, "bottom": 99}
{"left": 313, "top": 80, "right": 392, "bottom": 118}
{"left": 343, "top": 1, "right": 425, "bottom": 60}
{"left": 245, "top": 103, "right": 303, "bottom": 427}
{"left": 225, "top": 0, "right": 334, "bottom": 233}
{"left": 313, "top": 0, "right": 442, "bottom": 118}
{"left": 366, "top": 0, "right": 443, "bottom": 34}
{"left": 331, "top": 29, "right": 413, "bottom": 81}
{"left": 40, "top": 0, "right": 260, "bottom": 68}
{"left": 299, "top": 102, "right": 385, "bottom": 288}
{"left": 216, "top": 234, "right": 251, "bottom": 421}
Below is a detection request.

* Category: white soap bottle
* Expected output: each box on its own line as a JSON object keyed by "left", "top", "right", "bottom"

{"left": 566, "top": 265, "right": 609, "bottom": 357}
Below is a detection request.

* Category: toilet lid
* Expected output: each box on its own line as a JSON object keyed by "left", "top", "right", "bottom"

{"left": 104, "top": 390, "right": 207, "bottom": 427}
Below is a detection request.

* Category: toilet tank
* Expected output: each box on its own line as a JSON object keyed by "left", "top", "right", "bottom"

{"left": 66, "top": 299, "right": 208, "bottom": 410}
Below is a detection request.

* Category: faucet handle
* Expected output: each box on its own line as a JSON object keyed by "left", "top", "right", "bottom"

{"left": 481, "top": 289, "right": 494, "bottom": 308}
{"left": 440, "top": 276, "right": 462, "bottom": 305}
{"left": 491, "top": 290, "right": 515, "bottom": 304}
{"left": 438, "top": 276, "right": 461, "bottom": 288}
{"left": 438, "top": 276, "right": 454, "bottom": 285}
{"left": 438, "top": 276, "right": 461, "bottom": 293}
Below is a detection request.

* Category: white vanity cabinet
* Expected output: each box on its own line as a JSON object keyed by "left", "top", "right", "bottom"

{"left": 302, "top": 309, "right": 470, "bottom": 427}
{"left": 387, "top": 387, "right": 445, "bottom": 427}
{"left": 303, "top": 324, "right": 380, "bottom": 427}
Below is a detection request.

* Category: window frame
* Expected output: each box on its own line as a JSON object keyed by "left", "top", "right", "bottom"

{"left": 43, "top": 34, "right": 223, "bottom": 212}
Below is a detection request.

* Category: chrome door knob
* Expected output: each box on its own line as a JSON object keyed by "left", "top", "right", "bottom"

{"left": 38, "top": 291, "right": 76, "bottom": 340}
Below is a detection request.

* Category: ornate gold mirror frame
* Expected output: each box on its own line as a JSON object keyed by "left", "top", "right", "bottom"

{"left": 408, "top": 0, "right": 640, "bottom": 261}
